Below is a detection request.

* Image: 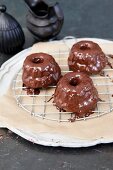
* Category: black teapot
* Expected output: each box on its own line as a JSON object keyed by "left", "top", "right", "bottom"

{"left": 24, "top": 0, "right": 64, "bottom": 40}
{"left": 0, "top": 5, "right": 25, "bottom": 54}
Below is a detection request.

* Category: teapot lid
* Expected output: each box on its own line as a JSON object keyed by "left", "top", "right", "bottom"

{"left": 0, "top": 5, "right": 20, "bottom": 30}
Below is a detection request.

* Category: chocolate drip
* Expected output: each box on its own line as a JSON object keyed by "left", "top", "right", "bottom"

{"left": 68, "top": 111, "right": 94, "bottom": 122}
{"left": 107, "top": 54, "right": 113, "bottom": 59}
{"left": 107, "top": 61, "right": 113, "bottom": 69}
{"left": 99, "top": 71, "right": 105, "bottom": 77}
{"left": 68, "top": 116, "right": 76, "bottom": 122}
{"left": 98, "top": 98, "right": 105, "bottom": 102}
{"left": 106, "top": 54, "right": 113, "bottom": 69}
{"left": 47, "top": 94, "right": 54, "bottom": 102}
{"left": 23, "top": 84, "right": 40, "bottom": 95}
{"left": 106, "top": 74, "right": 112, "bottom": 81}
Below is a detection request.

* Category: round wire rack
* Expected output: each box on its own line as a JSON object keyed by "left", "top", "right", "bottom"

{"left": 13, "top": 38, "right": 113, "bottom": 122}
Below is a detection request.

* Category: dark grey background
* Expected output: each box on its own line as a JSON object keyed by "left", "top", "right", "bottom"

{"left": 1, "top": 0, "right": 113, "bottom": 170}
{"left": 1, "top": 0, "right": 113, "bottom": 39}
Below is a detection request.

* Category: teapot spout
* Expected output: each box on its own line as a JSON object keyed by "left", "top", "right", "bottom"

{"left": 24, "top": 0, "right": 48, "bottom": 10}
{"left": 25, "top": 0, "right": 49, "bottom": 18}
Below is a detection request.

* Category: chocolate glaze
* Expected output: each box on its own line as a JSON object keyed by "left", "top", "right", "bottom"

{"left": 22, "top": 53, "right": 61, "bottom": 89}
{"left": 68, "top": 41, "right": 108, "bottom": 75}
{"left": 54, "top": 72, "right": 99, "bottom": 118}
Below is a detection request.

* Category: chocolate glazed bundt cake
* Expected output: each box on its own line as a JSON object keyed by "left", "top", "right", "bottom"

{"left": 22, "top": 53, "right": 61, "bottom": 94}
{"left": 68, "top": 40, "right": 108, "bottom": 74}
{"left": 54, "top": 72, "right": 99, "bottom": 118}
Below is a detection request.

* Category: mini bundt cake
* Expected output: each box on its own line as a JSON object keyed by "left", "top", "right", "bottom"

{"left": 22, "top": 53, "right": 61, "bottom": 89}
{"left": 68, "top": 40, "right": 108, "bottom": 74}
{"left": 54, "top": 72, "right": 99, "bottom": 118}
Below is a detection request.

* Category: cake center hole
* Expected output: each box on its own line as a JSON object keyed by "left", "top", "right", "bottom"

{"left": 32, "top": 57, "right": 44, "bottom": 64}
{"left": 70, "top": 78, "right": 78, "bottom": 86}
{"left": 80, "top": 43, "right": 90, "bottom": 50}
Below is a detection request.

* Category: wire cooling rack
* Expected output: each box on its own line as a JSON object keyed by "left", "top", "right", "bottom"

{"left": 13, "top": 39, "right": 113, "bottom": 122}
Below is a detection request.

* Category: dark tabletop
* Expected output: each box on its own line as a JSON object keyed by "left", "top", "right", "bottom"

{"left": 1, "top": 0, "right": 113, "bottom": 170}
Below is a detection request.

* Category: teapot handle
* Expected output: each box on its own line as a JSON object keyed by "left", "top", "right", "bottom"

{"left": 53, "top": 2, "right": 64, "bottom": 21}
